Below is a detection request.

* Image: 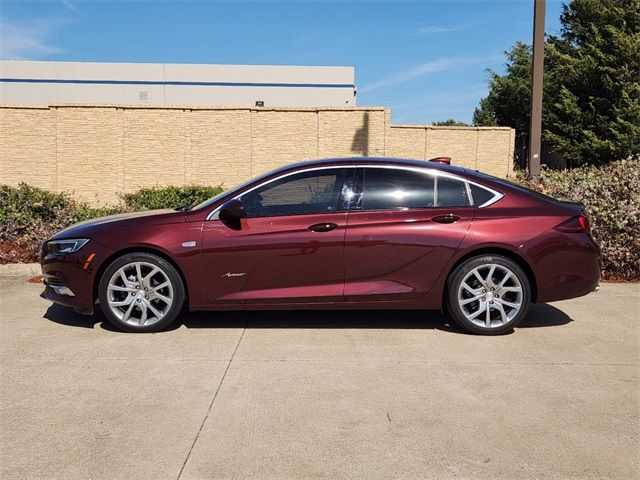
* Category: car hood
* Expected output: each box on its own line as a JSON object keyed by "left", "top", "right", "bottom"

{"left": 50, "top": 209, "right": 187, "bottom": 240}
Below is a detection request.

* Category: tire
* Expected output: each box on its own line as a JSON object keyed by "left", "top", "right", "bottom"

{"left": 445, "top": 255, "right": 531, "bottom": 335}
{"left": 98, "top": 252, "right": 185, "bottom": 333}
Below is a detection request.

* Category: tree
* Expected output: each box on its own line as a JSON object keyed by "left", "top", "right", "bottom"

{"left": 473, "top": 42, "right": 535, "bottom": 136}
{"left": 474, "top": 0, "right": 640, "bottom": 167}
{"left": 432, "top": 119, "right": 470, "bottom": 126}
{"left": 472, "top": 98, "right": 497, "bottom": 127}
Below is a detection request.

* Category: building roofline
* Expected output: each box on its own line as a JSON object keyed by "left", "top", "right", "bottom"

{"left": 0, "top": 59, "right": 355, "bottom": 71}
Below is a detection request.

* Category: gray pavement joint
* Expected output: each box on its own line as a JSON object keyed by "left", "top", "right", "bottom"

{"left": 175, "top": 317, "right": 249, "bottom": 480}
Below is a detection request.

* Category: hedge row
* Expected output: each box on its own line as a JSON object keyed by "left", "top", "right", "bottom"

{"left": 513, "top": 158, "right": 639, "bottom": 281}
{"left": 1, "top": 159, "right": 638, "bottom": 280}
{"left": 0, "top": 184, "right": 223, "bottom": 264}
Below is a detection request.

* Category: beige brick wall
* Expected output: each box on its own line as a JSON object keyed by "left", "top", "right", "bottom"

{"left": 386, "top": 125, "right": 426, "bottom": 159}
{"left": 188, "top": 109, "right": 252, "bottom": 188}
{"left": 318, "top": 110, "right": 386, "bottom": 158}
{"left": 55, "top": 107, "right": 124, "bottom": 202}
{"left": 251, "top": 110, "right": 318, "bottom": 176}
{"left": 387, "top": 124, "right": 516, "bottom": 174}
{"left": 0, "top": 104, "right": 515, "bottom": 205}
{"left": 0, "top": 106, "right": 56, "bottom": 192}
{"left": 123, "top": 108, "right": 188, "bottom": 192}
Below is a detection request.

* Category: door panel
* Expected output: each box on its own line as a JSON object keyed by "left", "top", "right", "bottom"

{"left": 344, "top": 208, "right": 473, "bottom": 301}
{"left": 200, "top": 167, "right": 354, "bottom": 305}
{"left": 201, "top": 213, "right": 347, "bottom": 304}
{"left": 343, "top": 166, "right": 473, "bottom": 302}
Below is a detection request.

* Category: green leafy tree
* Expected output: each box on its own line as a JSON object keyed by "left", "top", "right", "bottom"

{"left": 472, "top": 98, "right": 497, "bottom": 127}
{"left": 474, "top": 0, "right": 640, "bottom": 167}
{"left": 473, "top": 42, "right": 535, "bottom": 136}
{"left": 432, "top": 119, "right": 470, "bottom": 126}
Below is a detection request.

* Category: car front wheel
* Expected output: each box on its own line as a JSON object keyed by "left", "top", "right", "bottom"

{"left": 446, "top": 255, "right": 531, "bottom": 335}
{"left": 98, "top": 252, "right": 185, "bottom": 333}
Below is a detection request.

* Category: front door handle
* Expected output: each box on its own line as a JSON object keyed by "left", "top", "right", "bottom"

{"left": 431, "top": 214, "right": 460, "bottom": 224}
{"left": 308, "top": 222, "right": 338, "bottom": 232}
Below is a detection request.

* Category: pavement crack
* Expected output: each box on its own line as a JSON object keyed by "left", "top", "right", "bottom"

{"left": 176, "top": 318, "right": 248, "bottom": 479}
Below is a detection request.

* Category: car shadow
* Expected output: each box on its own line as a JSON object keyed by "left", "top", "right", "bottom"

{"left": 43, "top": 302, "right": 573, "bottom": 335}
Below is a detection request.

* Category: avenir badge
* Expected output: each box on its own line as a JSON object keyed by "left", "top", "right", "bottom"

{"left": 220, "top": 272, "right": 247, "bottom": 278}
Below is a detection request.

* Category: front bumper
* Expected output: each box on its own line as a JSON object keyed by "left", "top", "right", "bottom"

{"left": 41, "top": 240, "right": 113, "bottom": 314}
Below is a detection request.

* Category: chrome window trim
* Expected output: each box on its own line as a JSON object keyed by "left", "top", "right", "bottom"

{"left": 465, "top": 181, "right": 474, "bottom": 205}
{"left": 359, "top": 165, "right": 503, "bottom": 209}
{"left": 467, "top": 181, "right": 504, "bottom": 208}
{"left": 206, "top": 165, "right": 357, "bottom": 220}
{"left": 434, "top": 175, "right": 439, "bottom": 206}
{"left": 205, "top": 163, "right": 503, "bottom": 220}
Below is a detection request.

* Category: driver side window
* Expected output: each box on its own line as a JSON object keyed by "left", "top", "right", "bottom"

{"left": 240, "top": 168, "right": 352, "bottom": 218}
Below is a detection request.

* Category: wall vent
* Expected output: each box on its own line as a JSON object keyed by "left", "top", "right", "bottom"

{"left": 138, "top": 91, "right": 149, "bottom": 103}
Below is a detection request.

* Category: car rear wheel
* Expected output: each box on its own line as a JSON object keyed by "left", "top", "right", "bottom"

{"left": 98, "top": 252, "right": 185, "bottom": 333}
{"left": 446, "top": 255, "right": 530, "bottom": 335}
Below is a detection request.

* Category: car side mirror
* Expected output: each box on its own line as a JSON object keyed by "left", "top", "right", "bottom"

{"left": 219, "top": 199, "right": 245, "bottom": 229}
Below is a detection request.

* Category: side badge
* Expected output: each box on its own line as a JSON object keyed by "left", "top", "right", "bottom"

{"left": 221, "top": 272, "right": 246, "bottom": 278}
{"left": 182, "top": 241, "right": 197, "bottom": 248}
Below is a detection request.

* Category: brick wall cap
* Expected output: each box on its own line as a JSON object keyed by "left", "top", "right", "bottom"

{"left": 391, "top": 123, "right": 513, "bottom": 131}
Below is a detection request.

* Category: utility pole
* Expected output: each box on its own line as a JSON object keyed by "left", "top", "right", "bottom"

{"left": 528, "top": 0, "right": 546, "bottom": 181}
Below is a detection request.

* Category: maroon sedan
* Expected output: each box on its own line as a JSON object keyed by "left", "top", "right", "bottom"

{"left": 41, "top": 157, "right": 600, "bottom": 335}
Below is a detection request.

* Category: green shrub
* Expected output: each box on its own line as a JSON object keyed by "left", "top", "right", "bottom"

{"left": 0, "top": 183, "right": 224, "bottom": 263}
{"left": 0, "top": 183, "right": 122, "bottom": 263}
{"left": 120, "top": 184, "right": 224, "bottom": 211}
{"left": 513, "top": 158, "right": 640, "bottom": 281}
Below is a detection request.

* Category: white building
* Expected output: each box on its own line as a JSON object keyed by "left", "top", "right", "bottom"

{"left": 0, "top": 60, "right": 356, "bottom": 107}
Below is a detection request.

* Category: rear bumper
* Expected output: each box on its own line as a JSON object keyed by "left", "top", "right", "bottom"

{"left": 40, "top": 240, "right": 113, "bottom": 313}
{"left": 522, "top": 229, "right": 601, "bottom": 303}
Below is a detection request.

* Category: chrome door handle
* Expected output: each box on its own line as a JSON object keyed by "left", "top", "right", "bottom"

{"left": 308, "top": 223, "right": 338, "bottom": 232}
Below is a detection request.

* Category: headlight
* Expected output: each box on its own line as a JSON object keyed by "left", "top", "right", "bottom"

{"left": 47, "top": 238, "right": 90, "bottom": 254}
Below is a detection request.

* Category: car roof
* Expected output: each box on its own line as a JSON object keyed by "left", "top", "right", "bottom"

{"left": 274, "top": 156, "right": 470, "bottom": 175}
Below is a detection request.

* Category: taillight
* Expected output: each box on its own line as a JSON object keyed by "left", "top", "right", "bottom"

{"left": 554, "top": 214, "right": 590, "bottom": 233}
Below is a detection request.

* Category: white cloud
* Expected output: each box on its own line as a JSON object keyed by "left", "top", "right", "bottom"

{"left": 413, "top": 19, "right": 487, "bottom": 36}
{"left": 360, "top": 56, "right": 499, "bottom": 93}
{"left": 415, "top": 26, "right": 459, "bottom": 34}
{"left": 360, "top": 58, "right": 455, "bottom": 93}
{"left": 0, "top": 17, "right": 65, "bottom": 60}
{"left": 61, "top": 0, "right": 82, "bottom": 14}
{"left": 391, "top": 83, "right": 489, "bottom": 111}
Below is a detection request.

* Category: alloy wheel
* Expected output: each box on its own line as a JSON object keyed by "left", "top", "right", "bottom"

{"left": 106, "top": 261, "right": 174, "bottom": 327}
{"left": 457, "top": 263, "right": 523, "bottom": 329}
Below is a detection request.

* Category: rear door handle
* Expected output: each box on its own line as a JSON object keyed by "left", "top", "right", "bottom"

{"left": 308, "top": 222, "right": 338, "bottom": 232}
{"left": 431, "top": 214, "right": 460, "bottom": 224}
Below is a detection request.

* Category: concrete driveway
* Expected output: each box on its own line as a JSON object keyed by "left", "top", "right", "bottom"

{"left": 1, "top": 276, "right": 638, "bottom": 479}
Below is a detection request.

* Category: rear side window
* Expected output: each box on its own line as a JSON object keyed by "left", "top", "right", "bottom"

{"left": 362, "top": 168, "right": 435, "bottom": 210}
{"left": 469, "top": 184, "right": 496, "bottom": 207}
{"left": 436, "top": 176, "right": 470, "bottom": 207}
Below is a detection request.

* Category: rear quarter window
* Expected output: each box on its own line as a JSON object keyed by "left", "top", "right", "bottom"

{"left": 469, "top": 184, "right": 496, "bottom": 207}
{"left": 473, "top": 171, "right": 556, "bottom": 203}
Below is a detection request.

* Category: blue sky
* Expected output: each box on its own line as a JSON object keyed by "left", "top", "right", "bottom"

{"left": 0, "top": 0, "right": 564, "bottom": 124}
